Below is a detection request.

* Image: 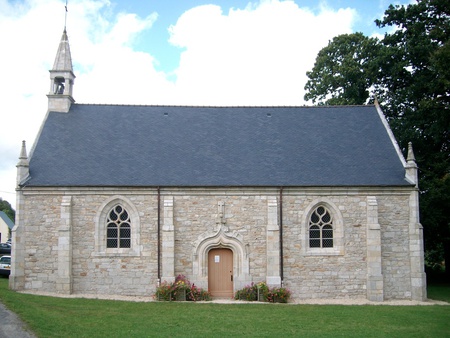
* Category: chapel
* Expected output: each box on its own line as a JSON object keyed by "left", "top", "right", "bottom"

{"left": 10, "top": 29, "right": 427, "bottom": 301}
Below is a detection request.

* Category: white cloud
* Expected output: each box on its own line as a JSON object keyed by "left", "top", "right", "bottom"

{"left": 0, "top": 0, "right": 65, "bottom": 206}
{"left": 0, "top": 0, "right": 167, "bottom": 206}
{"left": 73, "top": 8, "right": 175, "bottom": 105}
{"left": 0, "top": 0, "right": 357, "bottom": 207}
{"left": 169, "top": 0, "right": 355, "bottom": 105}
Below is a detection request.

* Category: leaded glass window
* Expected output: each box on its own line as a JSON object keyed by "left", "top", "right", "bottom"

{"left": 106, "top": 205, "right": 131, "bottom": 248}
{"left": 309, "top": 206, "right": 333, "bottom": 248}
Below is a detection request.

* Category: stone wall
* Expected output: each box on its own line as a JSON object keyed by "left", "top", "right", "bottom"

{"left": 173, "top": 195, "right": 268, "bottom": 285}
{"left": 12, "top": 186, "right": 425, "bottom": 301}
{"left": 283, "top": 195, "right": 368, "bottom": 299}
{"left": 378, "top": 195, "right": 412, "bottom": 299}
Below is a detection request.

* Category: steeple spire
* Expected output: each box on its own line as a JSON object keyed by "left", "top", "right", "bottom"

{"left": 47, "top": 29, "right": 75, "bottom": 113}
{"left": 52, "top": 29, "right": 73, "bottom": 73}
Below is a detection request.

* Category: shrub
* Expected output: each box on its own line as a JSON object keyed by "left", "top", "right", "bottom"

{"left": 155, "top": 275, "right": 211, "bottom": 301}
{"left": 155, "top": 281, "right": 173, "bottom": 301}
{"left": 234, "top": 282, "right": 291, "bottom": 303}
{"left": 187, "top": 284, "right": 212, "bottom": 302}
{"left": 234, "top": 282, "right": 258, "bottom": 301}
{"left": 267, "top": 287, "right": 291, "bottom": 303}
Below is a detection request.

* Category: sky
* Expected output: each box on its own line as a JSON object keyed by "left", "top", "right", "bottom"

{"left": 0, "top": 0, "right": 413, "bottom": 209}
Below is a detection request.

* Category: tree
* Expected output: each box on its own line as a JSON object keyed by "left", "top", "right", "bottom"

{"left": 305, "top": 0, "right": 450, "bottom": 279}
{"left": 304, "top": 33, "right": 383, "bottom": 105}
{"left": 376, "top": 0, "right": 450, "bottom": 280}
{"left": 0, "top": 198, "right": 15, "bottom": 223}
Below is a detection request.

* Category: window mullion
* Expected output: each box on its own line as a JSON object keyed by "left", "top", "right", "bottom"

{"left": 106, "top": 205, "right": 131, "bottom": 249}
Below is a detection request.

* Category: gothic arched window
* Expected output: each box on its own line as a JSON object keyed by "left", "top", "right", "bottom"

{"left": 106, "top": 205, "right": 131, "bottom": 248}
{"left": 309, "top": 206, "right": 333, "bottom": 248}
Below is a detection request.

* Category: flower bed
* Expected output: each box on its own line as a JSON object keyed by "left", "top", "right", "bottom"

{"left": 235, "top": 282, "right": 291, "bottom": 303}
{"left": 155, "top": 275, "right": 211, "bottom": 301}
{"left": 235, "top": 282, "right": 258, "bottom": 301}
{"left": 267, "top": 286, "right": 291, "bottom": 303}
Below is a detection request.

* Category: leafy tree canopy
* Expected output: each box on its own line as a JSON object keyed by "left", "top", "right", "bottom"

{"left": 304, "top": 0, "right": 450, "bottom": 278}
{"left": 304, "top": 32, "right": 382, "bottom": 105}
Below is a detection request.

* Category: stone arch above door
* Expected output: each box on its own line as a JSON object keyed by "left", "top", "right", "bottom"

{"left": 192, "top": 226, "right": 251, "bottom": 290}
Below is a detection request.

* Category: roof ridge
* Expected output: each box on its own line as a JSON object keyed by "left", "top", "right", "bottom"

{"left": 72, "top": 103, "right": 375, "bottom": 109}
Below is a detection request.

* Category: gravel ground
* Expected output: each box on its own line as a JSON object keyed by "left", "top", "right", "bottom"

{"left": 18, "top": 291, "right": 449, "bottom": 306}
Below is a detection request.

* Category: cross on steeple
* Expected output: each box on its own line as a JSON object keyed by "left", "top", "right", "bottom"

{"left": 64, "top": 0, "right": 68, "bottom": 30}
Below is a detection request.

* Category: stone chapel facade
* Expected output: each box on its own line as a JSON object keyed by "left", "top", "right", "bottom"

{"left": 10, "top": 30, "right": 427, "bottom": 302}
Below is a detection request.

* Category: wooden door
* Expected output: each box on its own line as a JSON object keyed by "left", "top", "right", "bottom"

{"left": 208, "top": 248, "right": 233, "bottom": 298}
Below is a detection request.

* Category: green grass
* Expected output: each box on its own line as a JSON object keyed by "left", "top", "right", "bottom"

{"left": 427, "top": 283, "right": 450, "bottom": 303}
{"left": 0, "top": 277, "right": 449, "bottom": 338}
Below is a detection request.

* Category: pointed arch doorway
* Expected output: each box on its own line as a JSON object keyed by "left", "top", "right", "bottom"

{"left": 208, "top": 248, "right": 233, "bottom": 298}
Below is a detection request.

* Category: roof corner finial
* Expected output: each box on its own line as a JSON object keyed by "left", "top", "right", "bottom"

{"left": 16, "top": 140, "right": 30, "bottom": 187}
{"left": 19, "top": 140, "right": 28, "bottom": 160}
{"left": 17, "top": 140, "right": 29, "bottom": 167}
{"left": 405, "top": 141, "right": 418, "bottom": 186}
{"left": 374, "top": 95, "right": 379, "bottom": 107}
{"left": 407, "top": 142, "right": 416, "bottom": 163}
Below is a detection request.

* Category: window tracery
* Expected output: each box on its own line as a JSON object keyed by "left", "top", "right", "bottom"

{"left": 106, "top": 205, "right": 131, "bottom": 248}
{"left": 309, "top": 206, "right": 334, "bottom": 248}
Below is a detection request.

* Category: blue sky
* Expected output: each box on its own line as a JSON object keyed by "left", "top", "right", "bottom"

{"left": 97, "top": 0, "right": 398, "bottom": 74}
{"left": 0, "top": 0, "right": 413, "bottom": 206}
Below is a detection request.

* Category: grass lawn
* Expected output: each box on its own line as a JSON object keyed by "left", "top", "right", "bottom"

{"left": 0, "top": 277, "right": 449, "bottom": 338}
{"left": 427, "top": 283, "right": 450, "bottom": 303}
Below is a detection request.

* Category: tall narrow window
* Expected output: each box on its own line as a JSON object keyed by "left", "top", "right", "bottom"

{"left": 106, "top": 205, "right": 131, "bottom": 248}
{"left": 309, "top": 206, "right": 333, "bottom": 248}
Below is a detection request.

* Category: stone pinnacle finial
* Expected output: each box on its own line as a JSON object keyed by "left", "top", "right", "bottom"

{"left": 17, "top": 140, "right": 30, "bottom": 186}
{"left": 407, "top": 142, "right": 416, "bottom": 163}
{"left": 405, "top": 141, "right": 418, "bottom": 186}
{"left": 17, "top": 140, "right": 28, "bottom": 165}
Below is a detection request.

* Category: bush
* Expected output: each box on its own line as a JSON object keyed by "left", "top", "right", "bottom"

{"left": 267, "top": 287, "right": 291, "bottom": 303}
{"left": 155, "top": 275, "right": 211, "bottom": 301}
{"left": 155, "top": 281, "right": 173, "bottom": 301}
{"left": 234, "top": 282, "right": 258, "bottom": 301}
{"left": 235, "top": 282, "right": 291, "bottom": 303}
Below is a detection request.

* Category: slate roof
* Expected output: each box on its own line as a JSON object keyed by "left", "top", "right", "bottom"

{"left": 0, "top": 211, "right": 14, "bottom": 229}
{"left": 23, "top": 104, "right": 411, "bottom": 187}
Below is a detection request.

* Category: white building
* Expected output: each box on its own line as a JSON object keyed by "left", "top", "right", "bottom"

{"left": 0, "top": 211, "right": 13, "bottom": 244}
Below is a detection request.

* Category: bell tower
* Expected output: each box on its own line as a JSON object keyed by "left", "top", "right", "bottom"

{"left": 47, "top": 29, "right": 75, "bottom": 113}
